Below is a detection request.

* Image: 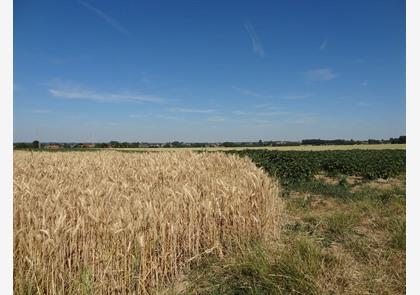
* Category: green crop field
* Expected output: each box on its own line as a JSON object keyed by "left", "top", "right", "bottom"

{"left": 228, "top": 149, "right": 406, "bottom": 184}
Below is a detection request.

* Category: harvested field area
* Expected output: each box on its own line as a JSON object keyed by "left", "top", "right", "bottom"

{"left": 13, "top": 151, "right": 283, "bottom": 294}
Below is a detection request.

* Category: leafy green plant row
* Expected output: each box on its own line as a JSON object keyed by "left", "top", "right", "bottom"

{"left": 227, "top": 149, "right": 405, "bottom": 184}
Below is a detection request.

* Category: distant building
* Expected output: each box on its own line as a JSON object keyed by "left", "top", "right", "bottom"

{"left": 46, "top": 144, "right": 60, "bottom": 150}
{"left": 82, "top": 143, "right": 95, "bottom": 148}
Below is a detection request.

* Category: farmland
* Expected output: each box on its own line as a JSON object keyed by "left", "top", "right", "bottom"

{"left": 14, "top": 151, "right": 282, "bottom": 294}
{"left": 115, "top": 143, "right": 405, "bottom": 152}
{"left": 13, "top": 149, "right": 405, "bottom": 294}
{"left": 228, "top": 149, "right": 406, "bottom": 183}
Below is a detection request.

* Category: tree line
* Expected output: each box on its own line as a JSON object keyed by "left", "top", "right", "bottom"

{"left": 13, "top": 136, "right": 406, "bottom": 150}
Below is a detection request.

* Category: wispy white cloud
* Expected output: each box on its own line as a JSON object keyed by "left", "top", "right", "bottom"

{"left": 169, "top": 107, "right": 215, "bottom": 114}
{"left": 256, "top": 111, "right": 290, "bottom": 116}
{"left": 319, "top": 38, "right": 328, "bottom": 51}
{"left": 361, "top": 80, "right": 368, "bottom": 87}
{"left": 282, "top": 94, "right": 311, "bottom": 100}
{"left": 304, "top": 68, "right": 338, "bottom": 82}
{"left": 232, "top": 109, "right": 289, "bottom": 117}
{"left": 244, "top": 23, "right": 265, "bottom": 57}
{"left": 233, "top": 87, "right": 310, "bottom": 101}
{"left": 129, "top": 113, "right": 185, "bottom": 121}
{"left": 49, "top": 83, "right": 164, "bottom": 103}
{"left": 79, "top": 1, "right": 130, "bottom": 36}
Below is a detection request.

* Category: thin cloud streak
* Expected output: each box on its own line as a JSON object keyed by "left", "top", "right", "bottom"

{"left": 79, "top": 1, "right": 130, "bottom": 35}
{"left": 256, "top": 111, "right": 290, "bottom": 116}
{"left": 232, "top": 110, "right": 289, "bottom": 117}
{"left": 304, "top": 68, "right": 338, "bottom": 82}
{"left": 282, "top": 94, "right": 311, "bottom": 100}
{"left": 49, "top": 87, "right": 164, "bottom": 103}
{"left": 169, "top": 107, "right": 215, "bottom": 114}
{"left": 233, "top": 87, "right": 310, "bottom": 101}
{"left": 244, "top": 23, "right": 265, "bottom": 57}
{"left": 130, "top": 113, "right": 183, "bottom": 121}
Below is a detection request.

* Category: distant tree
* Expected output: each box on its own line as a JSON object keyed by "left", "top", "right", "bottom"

{"left": 222, "top": 142, "right": 237, "bottom": 147}
{"left": 32, "top": 140, "right": 40, "bottom": 149}
{"left": 302, "top": 139, "right": 322, "bottom": 145}
{"left": 191, "top": 142, "right": 206, "bottom": 147}
{"left": 368, "top": 139, "right": 381, "bottom": 144}
{"left": 388, "top": 136, "right": 406, "bottom": 144}
{"left": 95, "top": 143, "right": 109, "bottom": 148}
{"left": 398, "top": 136, "right": 406, "bottom": 144}
{"left": 171, "top": 141, "right": 183, "bottom": 147}
{"left": 129, "top": 142, "right": 140, "bottom": 148}
{"left": 110, "top": 141, "right": 120, "bottom": 148}
{"left": 258, "top": 139, "right": 263, "bottom": 146}
{"left": 14, "top": 142, "right": 31, "bottom": 149}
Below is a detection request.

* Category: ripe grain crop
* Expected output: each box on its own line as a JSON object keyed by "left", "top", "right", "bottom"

{"left": 14, "top": 151, "right": 283, "bottom": 294}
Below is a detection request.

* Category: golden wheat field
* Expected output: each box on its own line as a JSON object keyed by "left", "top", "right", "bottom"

{"left": 13, "top": 151, "right": 283, "bottom": 294}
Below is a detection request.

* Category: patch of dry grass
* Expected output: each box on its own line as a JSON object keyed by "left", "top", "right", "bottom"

{"left": 281, "top": 177, "right": 406, "bottom": 294}
{"left": 13, "top": 151, "right": 284, "bottom": 294}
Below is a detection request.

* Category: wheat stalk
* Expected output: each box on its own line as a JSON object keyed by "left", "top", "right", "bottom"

{"left": 14, "top": 151, "right": 283, "bottom": 294}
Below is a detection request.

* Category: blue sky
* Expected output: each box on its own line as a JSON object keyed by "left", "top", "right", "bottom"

{"left": 14, "top": 0, "right": 405, "bottom": 142}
